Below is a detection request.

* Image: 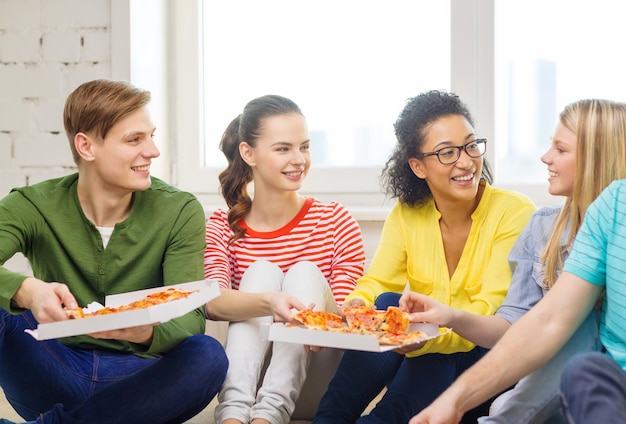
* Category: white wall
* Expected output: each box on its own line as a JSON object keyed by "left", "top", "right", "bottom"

{"left": 0, "top": 0, "right": 114, "bottom": 195}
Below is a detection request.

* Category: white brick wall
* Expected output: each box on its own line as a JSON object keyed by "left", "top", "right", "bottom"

{"left": 0, "top": 0, "right": 114, "bottom": 197}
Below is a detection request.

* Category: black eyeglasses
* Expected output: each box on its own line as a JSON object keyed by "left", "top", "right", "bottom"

{"left": 416, "top": 139, "right": 487, "bottom": 165}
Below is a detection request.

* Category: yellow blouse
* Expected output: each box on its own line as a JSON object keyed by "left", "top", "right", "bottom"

{"left": 345, "top": 183, "right": 536, "bottom": 356}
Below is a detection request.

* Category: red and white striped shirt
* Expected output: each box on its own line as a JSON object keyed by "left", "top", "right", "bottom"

{"left": 204, "top": 198, "right": 365, "bottom": 305}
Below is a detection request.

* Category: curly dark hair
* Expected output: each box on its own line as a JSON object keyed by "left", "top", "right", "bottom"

{"left": 381, "top": 90, "right": 493, "bottom": 207}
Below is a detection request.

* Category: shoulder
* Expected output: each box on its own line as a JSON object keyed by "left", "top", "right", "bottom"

{"left": 142, "top": 178, "right": 201, "bottom": 206}
{"left": 9, "top": 173, "right": 77, "bottom": 195}
{"left": 533, "top": 204, "right": 563, "bottom": 216}
{"left": 206, "top": 208, "right": 233, "bottom": 233}
{"left": 207, "top": 207, "right": 229, "bottom": 224}
{"left": 4, "top": 173, "right": 78, "bottom": 207}
{"left": 482, "top": 183, "right": 535, "bottom": 209}
{"left": 478, "top": 184, "right": 536, "bottom": 221}
{"left": 585, "top": 179, "right": 626, "bottom": 225}
{"left": 305, "top": 198, "right": 360, "bottom": 228}
{"left": 598, "top": 179, "right": 626, "bottom": 205}
{"left": 146, "top": 177, "right": 194, "bottom": 198}
{"left": 520, "top": 205, "right": 563, "bottom": 242}
{"left": 528, "top": 204, "right": 562, "bottom": 228}
{"left": 135, "top": 178, "right": 204, "bottom": 220}
{"left": 391, "top": 198, "right": 434, "bottom": 218}
{"left": 307, "top": 198, "right": 352, "bottom": 217}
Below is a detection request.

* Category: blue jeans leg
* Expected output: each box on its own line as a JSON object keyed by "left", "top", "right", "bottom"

{"left": 313, "top": 347, "right": 404, "bottom": 424}
{"left": 0, "top": 309, "right": 228, "bottom": 424}
{"left": 359, "top": 346, "right": 488, "bottom": 424}
{"left": 313, "top": 292, "right": 405, "bottom": 424}
{"left": 560, "top": 351, "right": 626, "bottom": 424}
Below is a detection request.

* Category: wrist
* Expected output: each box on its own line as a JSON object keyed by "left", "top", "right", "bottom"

{"left": 263, "top": 291, "right": 276, "bottom": 315}
{"left": 444, "top": 380, "right": 473, "bottom": 415}
{"left": 445, "top": 306, "right": 463, "bottom": 328}
{"left": 12, "top": 277, "right": 36, "bottom": 309}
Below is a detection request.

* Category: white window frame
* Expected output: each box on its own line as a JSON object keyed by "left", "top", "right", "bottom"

{"left": 168, "top": 0, "right": 557, "bottom": 210}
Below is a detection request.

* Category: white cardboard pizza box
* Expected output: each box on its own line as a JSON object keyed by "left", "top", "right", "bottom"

{"left": 262, "top": 321, "right": 450, "bottom": 353}
{"left": 25, "top": 279, "right": 220, "bottom": 341}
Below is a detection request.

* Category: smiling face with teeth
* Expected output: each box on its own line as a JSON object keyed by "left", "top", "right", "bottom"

{"left": 79, "top": 107, "right": 160, "bottom": 195}
{"left": 408, "top": 114, "right": 483, "bottom": 204}
{"left": 540, "top": 122, "right": 577, "bottom": 197}
{"left": 239, "top": 112, "right": 311, "bottom": 195}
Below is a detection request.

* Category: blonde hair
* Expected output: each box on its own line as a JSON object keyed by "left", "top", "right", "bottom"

{"left": 542, "top": 99, "right": 626, "bottom": 287}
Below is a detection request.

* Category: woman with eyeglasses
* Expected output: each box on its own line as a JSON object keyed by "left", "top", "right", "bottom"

{"left": 313, "top": 90, "right": 535, "bottom": 424}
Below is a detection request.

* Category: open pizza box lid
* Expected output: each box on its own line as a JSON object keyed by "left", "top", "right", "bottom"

{"left": 261, "top": 321, "right": 451, "bottom": 353}
{"left": 25, "top": 279, "right": 221, "bottom": 341}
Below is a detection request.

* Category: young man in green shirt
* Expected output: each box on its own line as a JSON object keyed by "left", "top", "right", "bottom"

{"left": 0, "top": 79, "right": 228, "bottom": 423}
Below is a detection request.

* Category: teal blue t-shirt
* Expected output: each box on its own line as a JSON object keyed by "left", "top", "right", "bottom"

{"left": 564, "top": 179, "right": 626, "bottom": 371}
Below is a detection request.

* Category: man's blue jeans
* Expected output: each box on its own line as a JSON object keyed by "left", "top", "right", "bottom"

{"left": 0, "top": 309, "right": 228, "bottom": 424}
{"left": 560, "top": 351, "right": 626, "bottom": 423}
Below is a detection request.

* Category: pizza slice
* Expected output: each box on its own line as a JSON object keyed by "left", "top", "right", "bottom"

{"left": 379, "top": 306, "right": 410, "bottom": 334}
{"left": 343, "top": 306, "right": 386, "bottom": 332}
{"left": 64, "top": 308, "right": 87, "bottom": 319}
{"left": 377, "top": 330, "right": 427, "bottom": 346}
{"left": 292, "top": 309, "right": 344, "bottom": 330}
{"left": 64, "top": 287, "right": 197, "bottom": 319}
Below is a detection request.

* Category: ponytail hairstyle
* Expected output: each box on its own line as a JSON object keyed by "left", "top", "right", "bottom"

{"left": 218, "top": 94, "right": 303, "bottom": 243}
{"left": 542, "top": 99, "right": 626, "bottom": 287}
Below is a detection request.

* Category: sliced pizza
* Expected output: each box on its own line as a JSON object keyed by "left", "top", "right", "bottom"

{"left": 289, "top": 305, "right": 429, "bottom": 347}
{"left": 343, "top": 306, "right": 386, "bottom": 332}
{"left": 380, "top": 306, "right": 410, "bottom": 334}
{"left": 64, "top": 287, "right": 197, "bottom": 319}
{"left": 292, "top": 309, "right": 344, "bottom": 330}
{"left": 377, "top": 330, "right": 427, "bottom": 346}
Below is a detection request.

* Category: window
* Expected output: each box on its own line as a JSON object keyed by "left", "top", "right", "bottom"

{"left": 202, "top": 1, "right": 450, "bottom": 169}
{"left": 494, "top": 0, "right": 626, "bottom": 184}
{"left": 172, "top": 0, "right": 466, "bottom": 207}
{"left": 171, "top": 0, "right": 619, "bottom": 208}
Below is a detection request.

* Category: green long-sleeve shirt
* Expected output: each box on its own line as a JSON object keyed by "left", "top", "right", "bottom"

{"left": 0, "top": 174, "right": 207, "bottom": 357}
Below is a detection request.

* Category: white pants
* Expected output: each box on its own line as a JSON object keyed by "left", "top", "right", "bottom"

{"left": 214, "top": 260, "right": 336, "bottom": 424}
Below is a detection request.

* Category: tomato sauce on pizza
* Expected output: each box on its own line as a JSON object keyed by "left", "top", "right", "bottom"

{"left": 289, "top": 306, "right": 426, "bottom": 346}
{"left": 65, "top": 287, "right": 197, "bottom": 319}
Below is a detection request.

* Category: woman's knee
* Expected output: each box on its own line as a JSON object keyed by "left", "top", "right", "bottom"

{"left": 374, "top": 292, "right": 401, "bottom": 309}
{"left": 240, "top": 260, "right": 283, "bottom": 292}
